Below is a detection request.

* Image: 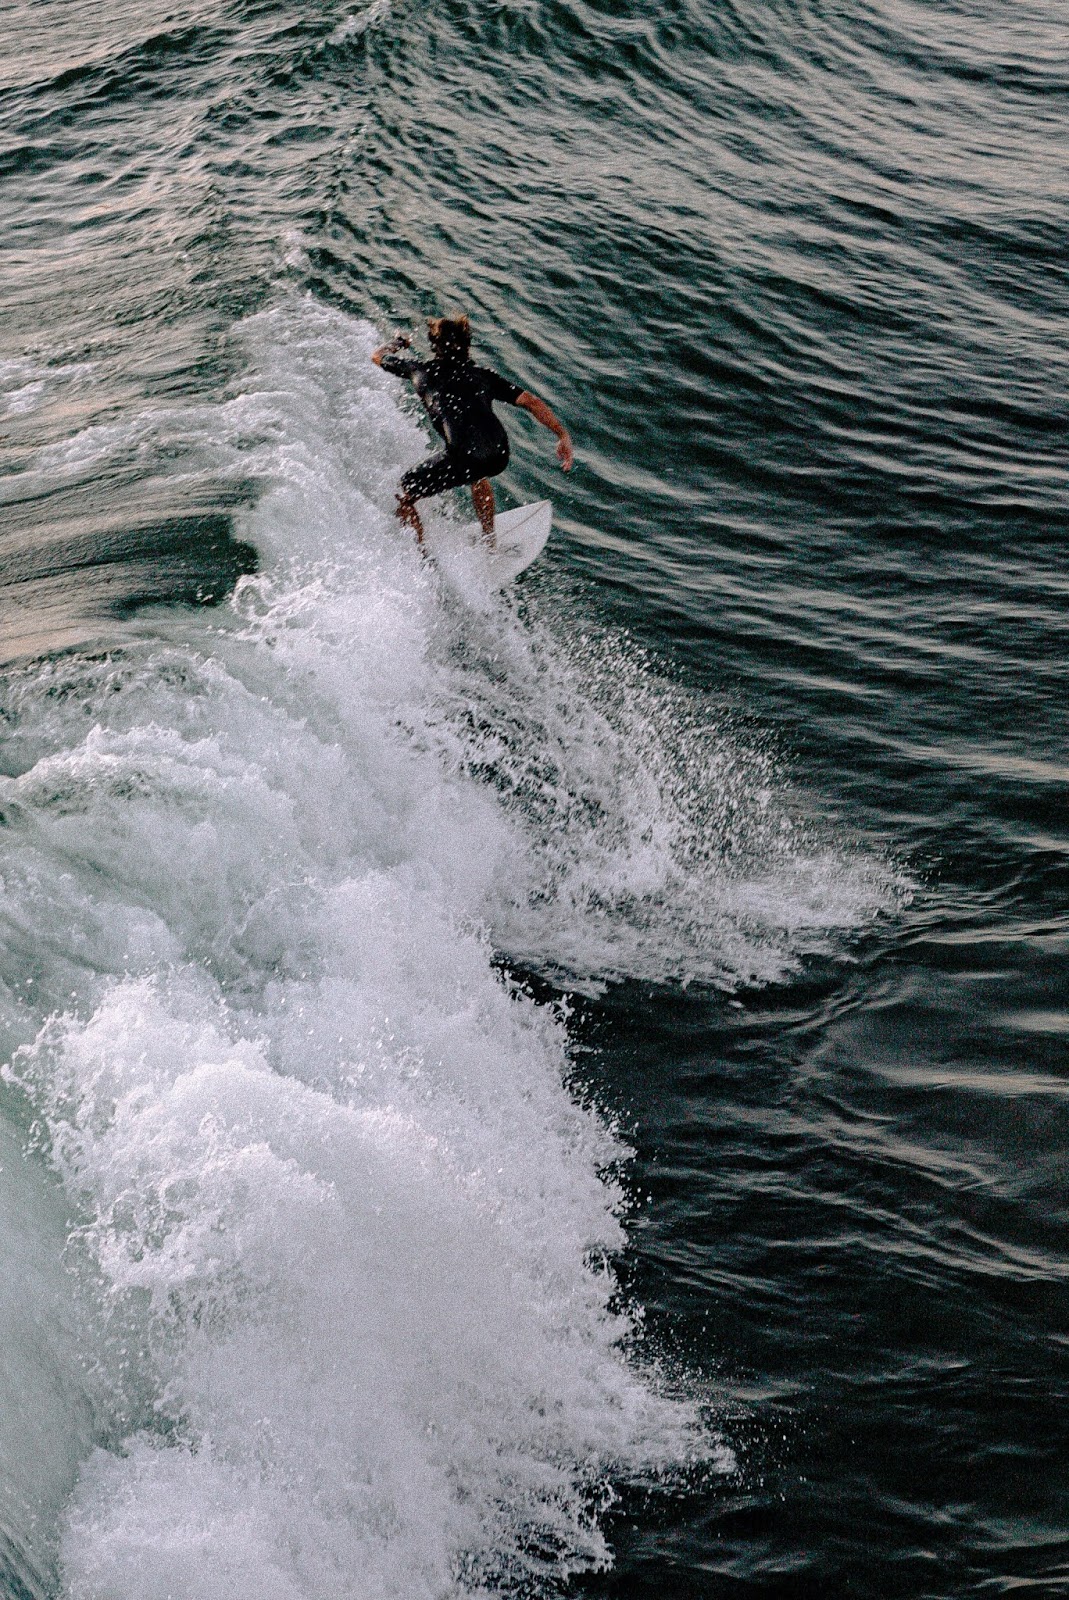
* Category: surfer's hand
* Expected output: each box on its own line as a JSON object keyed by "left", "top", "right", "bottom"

{"left": 557, "top": 433, "right": 574, "bottom": 471}
{"left": 371, "top": 332, "right": 413, "bottom": 367}
{"left": 374, "top": 333, "right": 411, "bottom": 362}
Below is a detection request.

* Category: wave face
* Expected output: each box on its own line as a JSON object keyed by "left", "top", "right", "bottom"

{"left": 0, "top": 300, "right": 889, "bottom": 1599}
{"left": 0, "top": 302, "right": 692, "bottom": 1598}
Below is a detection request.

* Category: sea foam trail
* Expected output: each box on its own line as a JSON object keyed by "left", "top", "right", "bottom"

{"left": 0, "top": 298, "right": 889, "bottom": 1599}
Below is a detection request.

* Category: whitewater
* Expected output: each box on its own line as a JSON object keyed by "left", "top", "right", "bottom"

{"left": 0, "top": 298, "right": 892, "bottom": 1600}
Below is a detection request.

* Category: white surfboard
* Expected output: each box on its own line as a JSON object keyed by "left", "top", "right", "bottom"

{"left": 428, "top": 500, "right": 552, "bottom": 586}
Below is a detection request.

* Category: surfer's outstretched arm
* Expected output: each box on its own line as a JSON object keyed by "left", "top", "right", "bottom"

{"left": 371, "top": 333, "right": 412, "bottom": 369}
{"left": 515, "top": 392, "right": 574, "bottom": 471}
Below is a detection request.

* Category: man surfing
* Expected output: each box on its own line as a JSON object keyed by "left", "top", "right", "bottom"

{"left": 372, "top": 315, "right": 574, "bottom": 547}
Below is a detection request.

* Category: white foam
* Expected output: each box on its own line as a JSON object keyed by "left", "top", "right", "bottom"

{"left": 0, "top": 358, "right": 96, "bottom": 420}
{"left": 328, "top": 0, "right": 394, "bottom": 44}
{"left": 0, "top": 295, "right": 900, "bottom": 1598}
{"left": 415, "top": 610, "right": 901, "bottom": 993}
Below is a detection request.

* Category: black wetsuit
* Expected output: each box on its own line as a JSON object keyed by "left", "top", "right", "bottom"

{"left": 378, "top": 352, "right": 523, "bottom": 501}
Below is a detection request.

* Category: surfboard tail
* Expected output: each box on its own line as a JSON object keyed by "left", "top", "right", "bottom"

{"left": 453, "top": 501, "right": 553, "bottom": 585}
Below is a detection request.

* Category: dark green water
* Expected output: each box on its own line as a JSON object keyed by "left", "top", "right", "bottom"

{"left": 1, "top": 1, "right": 1067, "bottom": 1596}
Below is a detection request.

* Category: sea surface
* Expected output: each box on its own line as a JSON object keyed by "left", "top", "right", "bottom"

{"left": 1, "top": 1, "right": 1067, "bottom": 1596}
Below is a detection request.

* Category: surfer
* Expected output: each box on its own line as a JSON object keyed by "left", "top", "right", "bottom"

{"left": 372, "top": 316, "right": 574, "bottom": 547}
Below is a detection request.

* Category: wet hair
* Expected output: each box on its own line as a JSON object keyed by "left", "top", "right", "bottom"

{"left": 427, "top": 315, "right": 472, "bottom": 360}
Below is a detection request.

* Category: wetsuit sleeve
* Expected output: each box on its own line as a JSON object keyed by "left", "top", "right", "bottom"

{"left": 378, "top": 354, "right": 420, "bottom": 379}
{"left": 478, "top": 366, "right": 524, "bottom": 405}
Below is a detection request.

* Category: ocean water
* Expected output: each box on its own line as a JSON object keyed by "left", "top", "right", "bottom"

{"left": 0, "top": 2, "right": 1066, "bottom": 1597}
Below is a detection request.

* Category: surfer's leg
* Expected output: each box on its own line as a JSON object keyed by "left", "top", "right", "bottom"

{"left": 398, "top": 450, "right": 463, "bottom": 548}
{"left": 395, "top": 492, "right": 425, "bottom": 545}
{"left": 471, "top": 478, "right": 495, "bottom": 545}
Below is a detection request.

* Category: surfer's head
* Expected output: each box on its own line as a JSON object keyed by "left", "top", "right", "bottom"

{"left": 428, "top": 315, "right": 472, "bottom": 361}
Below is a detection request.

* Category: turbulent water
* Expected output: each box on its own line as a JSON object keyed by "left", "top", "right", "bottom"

{"left": 0, "top": 1, "right": 1066, "bottom": 1597}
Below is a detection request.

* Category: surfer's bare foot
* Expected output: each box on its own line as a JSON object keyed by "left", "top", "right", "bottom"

{"left": 396, "top": 492, "right": 425, "bottom": 546}
{"left": 472, "top": 478, "right": 496, "bottom": 548}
